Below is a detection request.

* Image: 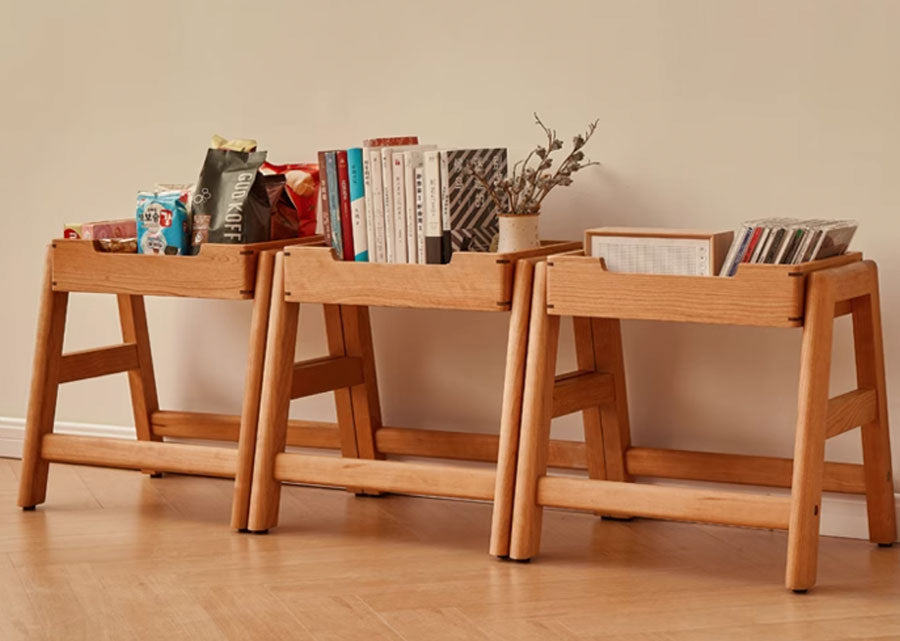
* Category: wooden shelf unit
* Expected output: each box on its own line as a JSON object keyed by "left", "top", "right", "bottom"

{"left": 246, "top": 240, "right": 598, "bottom": 557}
{"left": 509, "top": 250, "right": 896, "bottom": 592}
{"left": 17, "top": 236, "right": 327, "bottom": 531}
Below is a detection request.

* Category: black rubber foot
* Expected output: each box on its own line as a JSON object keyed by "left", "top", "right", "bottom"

{"left": 792, "top": 589, "right": 808, "bottom": 594}
{"left": 21, "top": 506, "right": 36, "bottom": 511}
{"left": 149, "top": 472, "right": 163, "bottom": 478}
{"left": 878, "top": 542, "right": 894, "bottom": 548}
{"left": 237, "top": 528, "right": 250, "bottom": 534}
{"left": 496, "top": 555, "right": 510, "bottom": 561}
{"left": 249, "top": 529, "right": 269, "bottom": 535}
{"left": 510, "top": 558, "right": 531, "bottom": 564}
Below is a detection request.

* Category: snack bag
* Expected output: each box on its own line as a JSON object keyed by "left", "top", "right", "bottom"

{"left": 261, "top": 162, "right": 320, "bottom": 238}
{"left": 191, "top": 149, "right": 269, "bottom": 251}
{"left": 136, "top": 190, "right": 190, "bottom": 255}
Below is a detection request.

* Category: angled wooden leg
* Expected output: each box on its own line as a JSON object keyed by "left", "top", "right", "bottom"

{"left": 340, "top": 305, "right": 383, "bottom": 462}
{"left": 850, "top": 262, "right": 896, "bottom": 545}
{"left": 117, "top": 293, "right": 161, "bottom": 476}
{"left": 786, "top": 271, "right": 834, "bottom": 592}
{"left": 572, "top": 316, "right": 607, "bottom": 481}
{"left": 323, "top": 305, "right": 361, "bottom": 461}
{"left": 247, "top": 252, "right": 300, "bottom": 533}
{"left": 510, "top": 261, "right": 560, "bottom": 561}
{"left": 231, "top": 249, "right": 276, "bottom": 530}
{"left": 18, "top": 248, "right": 69, "bottom": 509}
{"left": 591, "top": 318, "right": 632, "bottom": 484}
{"left": 490, "top": 258, "right": 535, "bottom": 557}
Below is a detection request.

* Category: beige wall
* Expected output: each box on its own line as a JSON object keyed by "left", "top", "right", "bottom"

{"left": 2, "top": 1, "right": 898, "bottom": 490}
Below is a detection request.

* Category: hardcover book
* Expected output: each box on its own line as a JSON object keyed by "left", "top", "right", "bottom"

{"left": 423, "top": 150, "right": 443, "bottom": 264}
{"left": 336, "top": 150, "right": 354, "bottom": 261}
{"left": 323, "top": 151, "right": 343, "bottom": 258}
{"left": 347, "top": 148, "right": 368, "bottom": 261}
{"left": 440, "top": 148, "right": 508, "bottom": 256}
{"left": 316, "top": 151, "right": 333, "bottom": 247}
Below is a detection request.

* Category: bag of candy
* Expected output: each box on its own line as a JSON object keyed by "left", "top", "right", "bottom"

{"left": 136, "top": 190, "right": 190, "bottom": 255}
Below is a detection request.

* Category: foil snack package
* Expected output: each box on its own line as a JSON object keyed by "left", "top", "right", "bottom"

{"left": 191, "top": 149, "right": 269, "bottom": 251}
{"left": 261, "top": 162, "right": 320, "bottom": 238}
{"left": 136, "top": 190, "right": 190, "bottom": 255}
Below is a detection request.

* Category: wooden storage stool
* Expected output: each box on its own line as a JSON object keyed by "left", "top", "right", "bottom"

{"left": 17, "top": 237, "right": 321, "bottom": 530}
{"left": 246, "top": 241, "right": 604, "bottom": 556}
{"left": 509, "top": 251, "right": 896, "bottom": 591}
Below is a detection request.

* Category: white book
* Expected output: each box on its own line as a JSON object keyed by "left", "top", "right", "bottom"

{"left": 415, "top": 167, "right": 425, "bottom": 264}
{"left": 381, "top": 148, "right": 396, "bottom": 263}
{"left": 361, "top": 146, "right": 376, "bottom": 262}
{"left": 402, "top": 149, "right": 431, "bottom": 264}
{"left": 368, "top": 148, "right": 386, "bottom": 262}
{"left": 392, "top": 153, "right": 407, "bottom": 263}
{"left": 423, "top": 150, "right": 443, "bottom": 264}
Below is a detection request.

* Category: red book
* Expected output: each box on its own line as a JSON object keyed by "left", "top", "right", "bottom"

{"left": 316, "top": 151, "right": 333, "bottom": 248}
{"left": 336, "top": 150, "right": 355, "bottom": 261}
{"left": 740, "top": 227, "right": 762, "bottom": 262}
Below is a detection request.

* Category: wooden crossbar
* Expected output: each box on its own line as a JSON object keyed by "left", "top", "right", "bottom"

{"left": 551, "top": 370, "right": 613, "bottom": 418}
{"left": 150, "top": 410, "right": 342, "bottom": 449}
{"left": 537, "top": 475, "right": 792, "bottom": 530}
{"left": 57, "top": 344, "right": 139, "bottom": 384}
{"left": 290, "top": 356, "right": 364, "bottom": 399}
{"left": 625, "top": 447, "right": 866, "bottom": 494}
{"left": 825, "top": 389, "right": 877, "bottom": 439}
{"left": 273, "top": 452, "right": 496, "bottom": 500}
{"left": 41, "top": 433, "right": 237, "bottom": 478}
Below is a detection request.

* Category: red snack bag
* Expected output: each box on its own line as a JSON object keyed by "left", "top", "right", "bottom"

{"left": 261, "top": 162, "right": 320, "bottom": 238}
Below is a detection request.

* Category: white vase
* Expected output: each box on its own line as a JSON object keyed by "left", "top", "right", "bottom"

{"left": 497, "top": 213, "right": 540, "bottom": 253}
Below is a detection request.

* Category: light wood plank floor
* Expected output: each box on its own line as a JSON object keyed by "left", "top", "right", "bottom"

{"left": 1, "top": 457, "right": 898, "bottom": 640}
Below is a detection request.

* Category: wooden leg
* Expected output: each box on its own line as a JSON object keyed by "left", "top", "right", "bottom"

{"left": 490, "top": 259, "right": 535, "bottom": 557}
{"left": 572, "top": 316, "right": 607, "bottom": 481}
{"left": 18, "top": 249, "right": 68, "bottom": 509}
{"left": 340, "top": 305, "right": 383, "bottom": 462}
{"left": 117, "top": 293, "right": 161, "bottom": 476}
{"left": 231, "top": 250, "right": 276, "bottom": 530}
{"left": 786, "top": 272, "right": 834, "bottom": 592}
{"left": 850, "top": 263, "right": 896, "bottom": 545}
{"left": 323, "top": 305, "right": 361, "bottom": 461}
{"left": 591, "top": 318, "right": 632, "bottom": 484}
{"left": 509, "top": 261, "right": 560, "bottom": 560}
{"left": 247, "top": 252, "right": 300, "bottom": 533}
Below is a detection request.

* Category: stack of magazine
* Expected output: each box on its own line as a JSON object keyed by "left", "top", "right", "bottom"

{"left": 719, "top": 218, "right": 857, "bottom": 277}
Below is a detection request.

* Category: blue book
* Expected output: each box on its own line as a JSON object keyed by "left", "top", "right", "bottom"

{"left": 347, "top": 148, "right": 369, "bottom": 261}
{"left": 324, "top": 152, "right": 343, "bottom": 257}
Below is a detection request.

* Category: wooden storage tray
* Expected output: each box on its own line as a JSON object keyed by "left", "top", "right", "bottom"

{"left": 51, "top": 237, "right": 322, "bottom": 300}
{"left": 282, "top": 241, "right": 582, "bottom": 311}
{"left": 546, "top": 251, "right": 863, "bottom": 327}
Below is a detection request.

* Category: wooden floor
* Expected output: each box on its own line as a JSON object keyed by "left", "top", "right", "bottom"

{"left": 1, "top": 458, "right": 898, "bottom": 640}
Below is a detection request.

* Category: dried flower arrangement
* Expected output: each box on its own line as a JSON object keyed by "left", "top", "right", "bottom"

{"left": 471, "top": 113, "right": 600, "bottom": 215}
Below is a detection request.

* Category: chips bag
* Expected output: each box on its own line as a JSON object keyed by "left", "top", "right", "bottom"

{"left": 136, "top": 190, "right": 190, "bottom": 255}
{"left": 261, "top": 162, "right": 320, "bottom": 238}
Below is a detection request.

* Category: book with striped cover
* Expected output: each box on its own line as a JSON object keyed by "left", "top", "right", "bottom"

{"left": 440, "top": 148, "right": 508, "bottom": 256}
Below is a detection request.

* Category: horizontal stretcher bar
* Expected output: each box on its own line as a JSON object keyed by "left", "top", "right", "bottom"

{"left": 41, "top": 434, "right": 237, "bottom": 478}
{"left": 150, "top": 411, "right": 342, "bottom": 449}
{"left": 537, "top": 475, "right": 792, "bottom": 530}
{"left": 551, "top": 370, "right": 613, "bottom": 418}
{"left": 273, "top": 453, "right": 497, "bottom": 500}
{"left": 825, "top": 388, "right": 876, "bottom": 439}
{"left": 57, "top": 344, "right": 139, "bottom": 384}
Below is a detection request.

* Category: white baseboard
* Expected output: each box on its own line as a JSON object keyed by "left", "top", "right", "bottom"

{"left": 2, "top": 416, "right": 897, "bottom": 541}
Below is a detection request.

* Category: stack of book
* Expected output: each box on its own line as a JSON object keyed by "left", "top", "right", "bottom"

{"left": 719, "top": 218, "right": 858, "bottom": 276}
{"left": 318, "top": 138, "right": 507, "bottom": 263}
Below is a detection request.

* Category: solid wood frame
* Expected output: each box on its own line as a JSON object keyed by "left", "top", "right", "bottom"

{"left": 510, "top": 252, "right": 896, "bottom": 592}
{"left": 17, "top": 237, "right": 322, "bottom": 531}
{"left": 246, "top": 241, "right": 595, "bottom": 556}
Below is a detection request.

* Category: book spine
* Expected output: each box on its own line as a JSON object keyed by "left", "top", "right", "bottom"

{"left": 336, "top": 150, "right": 354, "bottom": 261}
{"left": 415, "top": 167, "right": 425, "bottom": 264}
{"left": 404, "top": 153, "right": 418, "bottom": 263}
{"left": 439, "top": 150, "right": 451, "bottom": 263}
{"left": 392, "top": 154, "right": 407, "bottom": 263}
{"left": 361, "top": 147, "right": 376, "bottom": 261}
{"left": 381, "top": 148, "right": 395, "bottom": 263}
{"left": 324, "top": 152, "right": 343, "bottom": 257}
{"left": 317, "top": 151, "right": 333, "bottom": 247}
{"left": 347, "top": 148, "right": 368, "bottom": 262}
{"left": 423, "top": 151, "right": 443, "bottom": 264}
{"left": 369, "top": 148, "right": 386, "bottom": 262}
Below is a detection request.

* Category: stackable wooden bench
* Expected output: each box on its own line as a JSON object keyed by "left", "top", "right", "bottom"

{"left": 245, "top": 241, "right": 620, "bottom": 556}
{"left": 17, "top": 237, "right": 322, "bottom": 530}
{"left": 509, "top": 250, "right": 896, "bottom": 591}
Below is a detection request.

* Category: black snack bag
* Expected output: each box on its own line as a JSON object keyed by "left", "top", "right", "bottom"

{"left": 191, "top": 149, "right": 269, "bottom": 251}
